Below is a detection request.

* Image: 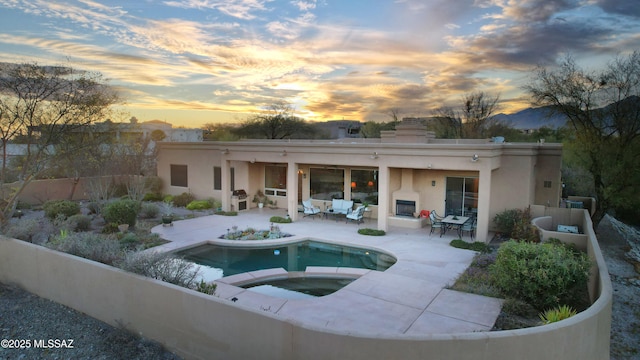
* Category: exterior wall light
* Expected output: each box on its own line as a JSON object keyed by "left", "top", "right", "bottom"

{"left": 280, "top": 150, "right": 287, "bottom": 156}
{"left": 221, "top": 148, "right": 229, "bottom": 154}
{"left": 371, "top": 152, "right": 378, "bottom": 159}
{"left": 471, "top": 154, "right": 479, "bottom": 162}
{"left": 432, "top": 180, "right": 436, "bottom": 187}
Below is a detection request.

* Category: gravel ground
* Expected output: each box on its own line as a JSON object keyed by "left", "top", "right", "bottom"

{"left": 596, "top": 215, "right": 640, "bottom": 359}
{"left": 0, "top": 283, "right": 181, "bottom": 360}
{"left": 0, "top": 213, "right": 638, "bottom": 359}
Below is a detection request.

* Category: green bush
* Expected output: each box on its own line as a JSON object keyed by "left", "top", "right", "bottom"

{"left": 269, "top": 216, "right": 292, "bottom": 223}
{"left": 48, "top": 232, "right": 122, "bottom": 265}
{"left": 490, "top": 240, "right": 592, "bottom": 310}
{"left": 186, "top": 199, "right": 213, "bottom": 211}
{"left": 43, "top": 200, "right": 80, "bottom": 220}
{"left": 101, "top": 222, "right": 120, "bottom": 234}
{"left": 196, "top": 280, "right": 217, "bottom": 295}
{"left": 215, "top": 210, "right": 237, "bottom": 216}
{"left": 172, "top": 192, "right": 195, "bottom": 207}
{"left": 539, "top": 305, "right": 578, "bottom": 324}
{"left": 67, "top": 214, "right": 92, "bottom": 232}
{"left": 140, "top": 203, "right": 160, "bottom": 219}
{"left": 357, "top": 228, "right": 386, "bottom": 236}
{"left": 450, "top": 239, "right": 491, "bottom": 253}
{"left": 162, "top": 195, "right": 174, "bottom": 203}
{"left": 493, "top": 207, "right": 539, "bottom": 242}
{"left": 102, "top": 199, "right": 140, "bottom": 227}
{"left": 142, "top": 192, "right": 163, "bottom": 201}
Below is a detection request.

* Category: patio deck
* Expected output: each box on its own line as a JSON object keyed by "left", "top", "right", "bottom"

{"left": 151, "top": 208, "right": 503, "bottom": 336}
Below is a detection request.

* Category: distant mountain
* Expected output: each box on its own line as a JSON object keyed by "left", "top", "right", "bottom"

{"left": 493, "top": 106, "right": 568, "bottom": 129}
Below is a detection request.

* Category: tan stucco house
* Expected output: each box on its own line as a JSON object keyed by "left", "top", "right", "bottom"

{"left": 157, "top": 120, "right": 562, "bottom": 243}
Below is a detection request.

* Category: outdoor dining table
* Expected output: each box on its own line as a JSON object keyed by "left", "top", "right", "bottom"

{"left": 441, "top": 215, "right": 470, "bottom": 237}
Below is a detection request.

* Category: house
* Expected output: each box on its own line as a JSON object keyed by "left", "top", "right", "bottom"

{"left": 157, "top": 119, "right": 562, "bottom": 243}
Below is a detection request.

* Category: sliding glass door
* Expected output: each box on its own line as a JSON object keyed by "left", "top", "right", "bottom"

{"left": 445, "top": 177, "right": 478, "bottom": 217}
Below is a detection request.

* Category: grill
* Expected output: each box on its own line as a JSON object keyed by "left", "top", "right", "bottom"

{"left": 231, "top": 189, "right": 248, "bottom": 211}
{"left": 232, "top": 189, "right": 247, "bottom": 199}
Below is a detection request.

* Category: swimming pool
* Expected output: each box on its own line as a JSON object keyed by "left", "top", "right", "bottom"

{"left": 176, "top": 240, "right": 396, "bottom": 283}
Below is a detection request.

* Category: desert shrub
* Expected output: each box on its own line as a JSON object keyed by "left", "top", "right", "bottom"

{"left": 142, "top": 192, "right": 163, "bottom": 201}
{"left": 269, "top": 216, "right": 292, "bottom": 223}
{"left": 196, "top": 280, "right": 217, "bottom": 295}
{"left": 102, "top": 199, "right": 140, "bottom": 227}
{"left": 67, "top": 214, "right": 92, "bottom": 232}
{"left": 172, "top": 192, "right": 195, "bottom": 207}
{"left": 15, "top": 201, "right": 32, "bottom": 210}
{"left": 119, "top": 251, "right": 202, "bottom": 289}
{"left": 493, "top": 208, "right": 519, "bottom": 236}
{"left": 450, "top": 239, "right": 491, "bottom": 253}
{"left": 140, "top": 203, "right": 160, "bottom": 219}
{"left": 493, "top": 207, "right": 538, "bottom": 242}
{"left": 3, "top": 218, "right": 41, "bottom": 242}
{"left": 101, "top": 222, "right": 120, "bottom": 234}
{"left": 490, "top": 240, "right": 592, "bottom": 310}
{"left": 162, "top": 195, "right": 174, "bottom": 203}
{"left": 119, "top": 232, "right": 140, "bottom": 251}
{"left": 86, "top": 201, "right": 102, "bottom": 215}
{"left": 357, "top": 228, "right": 386, "bottom": 236}
{"left": 539, "top": 305, "right": 578, "bottom": 324}
{"left": 186, "top": 199, "right": 213, "bottom": 211}
{"left": 43, "top": 200, "right": 80, "bottom": 220}
{"left": 48, "top": 232, "right": 122, "bottom": 265}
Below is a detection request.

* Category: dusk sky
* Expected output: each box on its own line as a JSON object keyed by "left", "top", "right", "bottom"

{"left": 0, "top": 0, "right": 638, "bottom": 128}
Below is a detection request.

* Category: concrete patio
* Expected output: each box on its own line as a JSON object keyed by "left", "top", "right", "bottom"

{"left": 151, "top": 208, "right": 503, "bottom": 336}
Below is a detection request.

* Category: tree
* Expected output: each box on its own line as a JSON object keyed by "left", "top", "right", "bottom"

{"left": 0, "top": 62, "right": 118, "bottom": 223}
{"left": 525, "top": 51, "right": 640, "bottom": 224}
{"left": 234, "top": 102, "right": 317, "bottom": 139}
{"left": 202, "top": 122, "right": 240, "bottom": 141}
{"left": 432, "top": 91, "right": 500, "bottom": 139}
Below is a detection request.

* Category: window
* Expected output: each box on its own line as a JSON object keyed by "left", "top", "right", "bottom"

{"left": 265, "top": 165, "right": 286, "bottom": 196}
{"left": 310, "top": 167, "right": 344, "bottom": 200}
{"left": 544, "top": 180, "right": 552, "bottom": 188}
{"left": 350, "top": 169, "right": 378, "bottom": 205}
{"left": 214, "top": 167, "right": 235, "bottom": 191}
{"left": 170, "top": 164, "right": 188, "bottom": 187}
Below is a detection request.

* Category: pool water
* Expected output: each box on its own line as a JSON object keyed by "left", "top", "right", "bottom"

{"left": 176, "top": 240, "right": 396, "bottom": 283}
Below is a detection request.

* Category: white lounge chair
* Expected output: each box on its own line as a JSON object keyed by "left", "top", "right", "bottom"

{"left": 346, "top": 205, "right": 366, "bottom": 224}
{"left": 302, "top": 199, "right": 321, "bottom": 218}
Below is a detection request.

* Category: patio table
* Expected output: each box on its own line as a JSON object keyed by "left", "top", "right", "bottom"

{"left": 323, "top": 209, "right": 344, "bottom": 222}
{"left": 441, "top": 215, "right": 470, "bottom": 237}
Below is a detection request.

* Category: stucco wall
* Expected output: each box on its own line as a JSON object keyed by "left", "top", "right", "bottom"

{"left": 0, "top": 215, "right": 611, "bottom": 359}
{"left": 4, "top": 175, "right": 135, "bottom": 205}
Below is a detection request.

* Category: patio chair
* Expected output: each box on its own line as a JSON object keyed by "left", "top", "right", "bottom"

{"left": 346, "top": 205, "right": 366, "bottom": 224}
{"left": 429, "top": 212, "right": 444, "bottom": 237}
{"left": 431, "top": 209, "right": 444, "bottom": 220}
{"left": 460, "top": 218, "right": 476, "bottom": 240}
{"left": 302, "top": 199, "right": 321, "bottom": 218}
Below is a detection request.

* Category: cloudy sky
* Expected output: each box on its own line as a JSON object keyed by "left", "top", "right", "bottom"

{"left": 0, "top": 0, "right": 638, "bottom": 127}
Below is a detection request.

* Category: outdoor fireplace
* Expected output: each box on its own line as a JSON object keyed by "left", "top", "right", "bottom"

{"left": 396, "top": 200, "right": 416, "bottom": 217}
